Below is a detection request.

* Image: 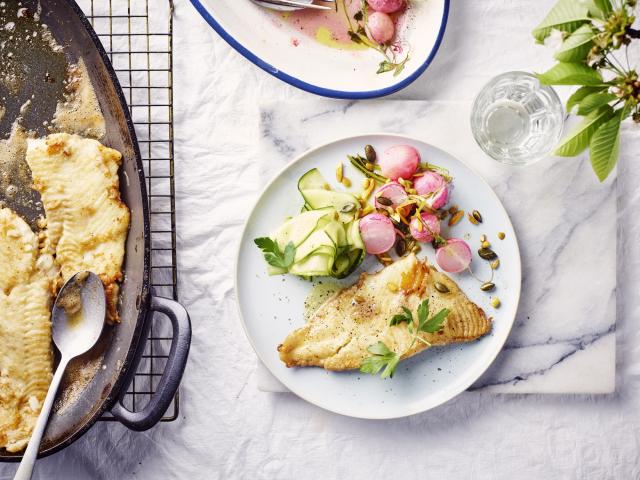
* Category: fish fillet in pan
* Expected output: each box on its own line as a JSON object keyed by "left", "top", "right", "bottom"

{"left": 278, "top": 253, "right": 491, "bottom": 370}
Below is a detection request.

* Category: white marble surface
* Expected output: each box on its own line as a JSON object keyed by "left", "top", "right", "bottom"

{"left": 255, "top": 99, "right": 616, "bottom": 394}
{"left": 2, "top": 0, "right": 640, "bottom": 478}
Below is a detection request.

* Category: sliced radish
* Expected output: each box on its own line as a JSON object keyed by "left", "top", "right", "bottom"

{"left": 366, "top": 0, "right": 404, "bottom": 13}
{"left": 435, "top": 238, "right": 472, "bottom": 273}
{"left": 367, "top": 12, "right": 395, "bottom": 44}
{"left": 359, "top": 213, "right": 396, "bottom": 255}
{"left": 409, "top": 212, "right": 440, "bottom": 243}
{"left": 414, "top": 172, "right": 449, "bottom": 210}
{"left": 374, "top": 182, "right": 408, "bottom": 209}
{"left": 380, "top": 145, "right": 420, "bottom": 181}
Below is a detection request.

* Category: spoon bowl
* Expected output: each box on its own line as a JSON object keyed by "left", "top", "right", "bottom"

{"left": 52, "top": 272, "right": 106, "bottom": 358}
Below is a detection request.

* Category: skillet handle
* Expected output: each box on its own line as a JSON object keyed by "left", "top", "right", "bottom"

{"left": 111, "top": 295, "right": 191, "bottom": 431}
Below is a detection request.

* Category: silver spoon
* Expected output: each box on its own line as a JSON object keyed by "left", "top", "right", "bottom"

{"left": 14, "top": 272, "right": 105, "bottom": 480}
{"left": 250, "top": 0, "right": 335, "bottom": 11}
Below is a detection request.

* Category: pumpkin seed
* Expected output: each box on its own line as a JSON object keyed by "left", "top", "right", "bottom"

{"left": 478, "top": 247, "right": 497, "bottom": 260}
{"left": 365, "top": 144, "right": 377, "bottom": 163}
{"left": 395, "top": 238, "right": 407, "bottom": 256}
{"left": 490, "top": 259, "right": 500, "bottom": 270}
{"left": 341, "top": 177, "right": 351, "bottom": 188}
{"left": 435, "top": 282, "right": 450, "bottom": 293}
{"left": 472, "top": 210, "right": 483, "bottom": 223}
{"left": 498, "top": 231, "right": 506, "bottom": 240}
{"left": 335, "top": 163, "right": 343, "bottom": 183}
{"left": 365, "top": 162, "right": 374, "bottom": 171}
{"left": 468, "top": 213, "right": 479, "bottom": 225}
{"left": 481, "top": 240, "right": 491, "bottom": 249}
{"left": 341, "top": 203, "right": 356, "bottom": 213}
{"left": 377, "top": 196, "right": 393, "bottom": 206}
{"left": 480, "top": 282, "right": 495, "bottom": 292}
{"left": 448, "top": 210, "right": 464, "bottom": 226}
{"left": 491, "top": 297, "right": 501, "bottom": 308}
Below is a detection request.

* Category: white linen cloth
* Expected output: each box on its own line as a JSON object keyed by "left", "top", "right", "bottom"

{"left": 2, "top": 0, "right": 640, "bottom": 478}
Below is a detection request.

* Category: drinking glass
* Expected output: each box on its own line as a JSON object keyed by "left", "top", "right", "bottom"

{"left": 470, "top": 71, "right": 564, "bottom": 166}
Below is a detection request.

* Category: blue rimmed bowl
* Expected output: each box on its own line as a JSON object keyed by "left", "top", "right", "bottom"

{"left": 189, "top": 0, "right": 449, "bottom": 99}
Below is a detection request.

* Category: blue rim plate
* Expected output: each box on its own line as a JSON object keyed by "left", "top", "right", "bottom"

{"left": 189, "top": 0, "right": 450, "bottom": 99}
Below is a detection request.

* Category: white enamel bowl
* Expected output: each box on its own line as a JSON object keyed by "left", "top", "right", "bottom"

{"left": 189, "top": 0, "right": 449, "bottom": 98}
{"left": 236, "top": 134, "right": 521, "bottom": 419}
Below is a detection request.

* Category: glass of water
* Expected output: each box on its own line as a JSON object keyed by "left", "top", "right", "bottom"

{"left": 470, "top": 71, "right": 564, "bottom": 166}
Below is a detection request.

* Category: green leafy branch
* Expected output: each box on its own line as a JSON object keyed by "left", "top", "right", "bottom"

{"left": 360, "top": 299, "right": 450, "bottom": 379}
{"left": 533, "top": 0, "right": 638, "bottom": 181}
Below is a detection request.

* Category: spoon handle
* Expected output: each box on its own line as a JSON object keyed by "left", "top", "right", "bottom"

{"left": 14, "top": 356, "right": 70, "bottom": 480}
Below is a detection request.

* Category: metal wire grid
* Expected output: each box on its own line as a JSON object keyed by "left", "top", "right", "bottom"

{"left": 76, "top": 0, "right": 179, "bottom": 421}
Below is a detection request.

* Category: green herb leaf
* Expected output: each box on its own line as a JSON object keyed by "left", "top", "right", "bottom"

{"left": 390, "top": 306, "right": 413, "bottom": 326}
{"left": 360, "top": 341, "right": 400, "bottom": 379}
{"left": 377, "top": 61, "right": 396, "bottom": 74}
{"left": 421, "top": 308, "right": 451, "bottom": 333}
{"left": 577, "top": 92, "right": 616, "bottom": 115}
{"left": 532, "top": 0, "right": 590, "bottom": 44}
{"left": 554, "top": 24, "right": 596, "bottom": 62}
{"left": 416, "top": 299, "right": 429, "bottom": 328}
{"left": 566, "top": 86, "right": 606, "bottom": 113}
{"left": 254, "top": 237, "right": 296, "bottom": 269}
{"left": 590, "top": 106, "right": 626, "bottom": 181}
{"left": 536, "top": 62, "right": 604, "bottom": 86}
{"left": 554, "top": 105, "right": 613, "bottom": 156}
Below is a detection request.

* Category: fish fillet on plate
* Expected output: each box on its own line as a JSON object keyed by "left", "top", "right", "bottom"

{"left": 278, "top": 253, "right": 491, "bottom": 370}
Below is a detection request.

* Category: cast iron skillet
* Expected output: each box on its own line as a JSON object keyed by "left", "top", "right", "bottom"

{"left": 0, "top": 0, "right": 191, "bottom": 460}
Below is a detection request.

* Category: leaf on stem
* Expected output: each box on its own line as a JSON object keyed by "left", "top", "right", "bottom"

{"left": 566, "top": 86, "right": 606, "bottom": 113}
{"left": 554, "top": 105, "right": 613, "bottom": 157}
{"left": 590, "top": 105, "right": 627, "bottom": 181}
{"left": 584, "top": 0, "right": 613, "bottom": 19}
{"left": 554, "top": 24, "right": 596, "bottom": 62}
{"left": 577, "top": 92, "right": 616, "bottom": 115}
{"left": 532, "top": 0, "right": 590, "bottom": 43}
{"left": 536, "top": 62, "right": 604, "bottom": 86}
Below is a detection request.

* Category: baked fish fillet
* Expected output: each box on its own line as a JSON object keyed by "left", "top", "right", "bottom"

{"left": 278, "top": 253, "right": 491, "bottom": 370}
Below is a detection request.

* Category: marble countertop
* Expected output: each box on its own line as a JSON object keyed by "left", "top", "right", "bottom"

{"left": 2, "top": 0, "right": 640, "bottom": 478}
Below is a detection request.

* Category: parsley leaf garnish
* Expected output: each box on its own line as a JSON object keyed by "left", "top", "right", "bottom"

{"left": 391, "top": 299, "right": 451, "bottom": 349}
{"left": 389, "top": 306, "right": 412, "bottom": 326}
{"left": 254, "top": 237, "right": 296, "bottom": 269}
{"left": 360, "top": 341, "right": 400, "bottom": 379}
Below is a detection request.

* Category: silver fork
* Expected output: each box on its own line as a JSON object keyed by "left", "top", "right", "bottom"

{"left": 251, "top": 0, "right": 336, "bottom": 11}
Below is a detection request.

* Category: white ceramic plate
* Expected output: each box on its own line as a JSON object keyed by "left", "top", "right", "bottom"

{"left": 236, "top": 134, "right": 521, "bottom": 419}
{"left": 189, "top": 0, "right": 449, "bottom": 99}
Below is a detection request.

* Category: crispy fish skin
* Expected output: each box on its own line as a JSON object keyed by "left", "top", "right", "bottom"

{"left": 278, "top": 254, "right": 491, "bottom": 371}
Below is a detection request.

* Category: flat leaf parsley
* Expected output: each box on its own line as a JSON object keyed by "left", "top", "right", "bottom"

{"left": 254, "top": 237, "right": 296, "bottom": 269}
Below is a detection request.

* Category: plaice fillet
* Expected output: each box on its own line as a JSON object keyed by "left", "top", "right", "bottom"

{"left": 278, "top": 253, "right": 491, "bottom": 371}
{"left": 26, "top": 133, "right": 130, "bottom": 322}
{"left": 0, "top": 207, "right": 55, "bottom": 452}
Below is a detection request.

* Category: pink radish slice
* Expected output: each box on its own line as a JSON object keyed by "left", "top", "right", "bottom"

{"left": 367, "top": 12, "right": 395, "bottom": 44}
{"left": 435, "top": 238, "right": 472, "bottom": 273}
{"left": 374, "top": 182, "right": 408, "bottom": 209}
{"left": 366, "top": 0, "right": 404, "bottom": 13}
{"left": 414, "top": 172, "right": 449, "bottom": 210}
{"left": 380, "top": 145, "right": 420, "bottom": 181}
{"left": 409, "top": 213, "right": 441, "bottom": 243}
{"left": 359, "top": 213, "right": 396, "bottom": 255}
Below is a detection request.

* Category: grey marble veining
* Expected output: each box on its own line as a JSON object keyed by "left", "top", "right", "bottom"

{"left": 257, "top": 99, "right": 616, "bottom": 394}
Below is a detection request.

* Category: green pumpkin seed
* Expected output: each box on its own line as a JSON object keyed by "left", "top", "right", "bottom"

{"left": 478, "top": 247, "right": 497, "bottom": 260}
{"left": 395, "top": 238, "right": 407, "bottom": 256}
{"left": 480, "top": 282, "right": 495, "bottom": 292}
{"left": 472, "top": 210, "right": 483, "bottom": 223}
{"left": 341, "top": 203, "right": 356, "bottom": 213}
{"left": 365, "top": 144, "right": 377, "bottom": 163}
{"left": 435, "top": 282, "right": 450, "bottom": 293}
{"left": 377, "top": 196, "right": 393, "bottom": 206}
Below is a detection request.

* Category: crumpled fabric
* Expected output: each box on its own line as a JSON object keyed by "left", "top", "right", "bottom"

{"left": 2, "top": 0, "right": 640, "bottom": 478}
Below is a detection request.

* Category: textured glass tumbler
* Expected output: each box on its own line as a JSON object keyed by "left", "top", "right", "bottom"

{"left": 470, "top": 71, "right": 564, "bottom": 166}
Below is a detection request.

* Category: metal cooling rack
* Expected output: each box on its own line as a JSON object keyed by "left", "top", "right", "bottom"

{"left": 77, "top": 0, "right": 179, "bottom": 422}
